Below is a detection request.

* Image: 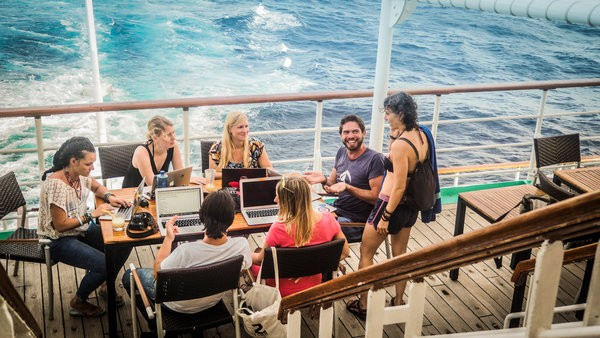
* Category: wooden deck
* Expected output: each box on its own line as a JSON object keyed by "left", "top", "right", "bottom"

{"left": 5, "top": 203, "right": 586, "bottom": 338}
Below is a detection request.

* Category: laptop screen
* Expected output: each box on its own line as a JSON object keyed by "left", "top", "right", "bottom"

{"left": 156, "top": 187, "right": 202, "bottom": 218}
{"left": 222, "top": 168, "right": 267, "bottom": 188}
{"left": 240, "top": 177, "right": 280, "bottom": 208}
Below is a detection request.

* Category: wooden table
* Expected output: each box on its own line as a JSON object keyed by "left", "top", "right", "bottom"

{"left": 553, "top": 166, "right": 600, "bottom": 193}
{"left": 450, "top": 184, "right": 545, "bottom": 280}
{"left": 100, "top": 181, "right": 271, "bottom": 338}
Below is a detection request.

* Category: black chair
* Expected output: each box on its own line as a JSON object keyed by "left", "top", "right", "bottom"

{"left": 533, "top": 133, "right": 580, "bottom": 184}
{"left": 200, "top": 140, "right": 217, "bottom": 173}
{"left": 97, "top": 143, "right": 140, "bottom": 186}
{"left": 130, "top": 255, "right": 244, "bottom": 338}
{"left": 0, "top": 171, "right": 55, "bottom": 320}
{"left": 260, "top": 238, "right": 345, "bottom": 335}
{"left": 535, "top": 171, "right": 577, "bottom": 201}
{"left": 260, "top": 238, "right": 345, "bottom": 281}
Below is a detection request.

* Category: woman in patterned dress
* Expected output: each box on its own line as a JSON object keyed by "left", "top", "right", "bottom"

{"left": 209, "top": 111, "right": 272, "bottom": 179}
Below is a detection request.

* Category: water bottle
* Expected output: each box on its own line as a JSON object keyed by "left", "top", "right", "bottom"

{"left": 156, "top": 170, "right": 168, "bottom": 188}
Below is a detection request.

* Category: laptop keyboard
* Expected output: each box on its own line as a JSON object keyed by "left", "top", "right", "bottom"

{"left": 246, "top": 208, "right": 278, "bottom": 218}
{"left": 164, "top": 218, "right": 201, "bottom": 228}
{"left": 116, "top": 205, "right": 133, "bottom": 219}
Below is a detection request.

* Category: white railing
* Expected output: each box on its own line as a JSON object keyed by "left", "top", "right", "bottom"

{"left": 0, "top": 78, "right": 599, "bottom": 190}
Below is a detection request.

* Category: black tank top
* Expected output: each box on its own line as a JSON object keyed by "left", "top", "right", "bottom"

{"left": 122, "top": 143, "right": 174, "bottom": 188}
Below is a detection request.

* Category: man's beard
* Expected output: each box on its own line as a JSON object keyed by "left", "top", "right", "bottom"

{"left": 344, "top": 138, "right": 363, "bottom": 151}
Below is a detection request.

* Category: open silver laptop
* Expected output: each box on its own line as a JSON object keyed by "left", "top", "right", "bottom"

{"left": 99, "top": 180, "right": 145, "bottom": 221}
{"left": 239, "top": 176, "right": 281, "bottom": 226}
{"left": 155, "top": 185, "right": 204, "bottom": 235}
{"left": 144, "top": 166, "right": 193, "bottom": 198}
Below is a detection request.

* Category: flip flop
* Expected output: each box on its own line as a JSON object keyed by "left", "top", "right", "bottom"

{"left": 389, "top": 296, "right": 405, "bottom": 307}
{"left": 98, "top": 287, "right": 125, "bottom": 307}
{"left": 346, "top": 299, "right": 367, "bottom": 320}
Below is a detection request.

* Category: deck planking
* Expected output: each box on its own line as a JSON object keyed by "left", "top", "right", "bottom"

{"left": 3, "top": 203, "right": 588, "bottom": 338}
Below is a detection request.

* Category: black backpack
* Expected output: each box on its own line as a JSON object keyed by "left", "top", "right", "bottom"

{"left": 398, "top": 137, "right": 436, "bottom": 212}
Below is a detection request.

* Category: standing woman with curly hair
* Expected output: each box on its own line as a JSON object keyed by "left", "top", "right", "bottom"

{"left": 38, "top": 137, "right": 132, "bottom": 317}
{"left": 347, "top": 92, "right": 434, "bottom": 319}
{"left": 209, "top": 111, "right": 272, "bottom": 179}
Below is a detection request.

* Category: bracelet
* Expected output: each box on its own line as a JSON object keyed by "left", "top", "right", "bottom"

{"left": 321, "top": 174, "right": 328, "bottom": 186}
{"left": 103, "top": 192, "right": 115, "bottom": 203}
{"left": 83, "top": 212, "right": 93, "bottom": 224}
{"left": 75, "top": 215, "right": 83, "bottom": 226}
{"left": 383, "top": 209, "right": 393, "bottom": 217}
{"left": 381, "top": 214, "right": 390, "bottom": 222}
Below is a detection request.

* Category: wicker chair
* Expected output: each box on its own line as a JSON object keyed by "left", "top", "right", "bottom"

{"left": 0, "top": 171, "right": 55, "bottom": 320}
{"left": 535, "top": 171, "right": 577, "bottom": 201}
{"left": 129, "top": 255, "right": 244, "bottom": 338}
{"left": 97, "top": 143, "right": 140, "bottom": 187}
{"left": 200, "top": 140, "right": 217, "bottom": 173}
{"left": 260, "top": 238, "right": 345, "bottom": 335}
{"left": 533, "top": 133, "right": 581, "bottom": 184}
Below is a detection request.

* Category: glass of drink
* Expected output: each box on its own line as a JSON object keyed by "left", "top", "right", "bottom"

{"left": 204, "top": 169, "right": 215, "bottom": 188}
{"left": 111, "top": 212, "right": 126, "bottom": 232}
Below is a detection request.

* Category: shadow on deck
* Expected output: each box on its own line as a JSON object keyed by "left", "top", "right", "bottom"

{"left": 4, "top": 204, "right": 587, "bottom": 338}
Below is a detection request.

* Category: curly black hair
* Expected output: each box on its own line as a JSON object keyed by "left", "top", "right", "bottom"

{"left": 383, "top": 92, "right": 419, "bottom": 130}
{"left": 41, "top": 137, "right": 95, "bottom": 181}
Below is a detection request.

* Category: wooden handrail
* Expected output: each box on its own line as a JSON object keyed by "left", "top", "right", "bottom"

{"left": 1, "top": 78, "right": 599, "bottom": 118}
{"left": 511, "top": 242, "right": 598, "bottom": 285}
{"left": 278, "top": 190, "right": 600, "bottom": 321}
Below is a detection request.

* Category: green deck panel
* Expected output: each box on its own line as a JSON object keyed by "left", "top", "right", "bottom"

{"left": 440, "top": 180, "right": 530, "bottom": 204}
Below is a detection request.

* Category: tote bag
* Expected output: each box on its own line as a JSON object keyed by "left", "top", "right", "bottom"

{"left": 237, "top": 247, "right": 287, "bottom": 338}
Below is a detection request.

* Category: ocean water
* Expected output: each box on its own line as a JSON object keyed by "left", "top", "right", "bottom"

{"left": 1, "top": 1, "right": 600, "bottom": 202}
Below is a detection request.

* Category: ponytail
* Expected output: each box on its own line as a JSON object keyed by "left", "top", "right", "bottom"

{"left": 41, "top": 137, "right": 95, "bottom": 181}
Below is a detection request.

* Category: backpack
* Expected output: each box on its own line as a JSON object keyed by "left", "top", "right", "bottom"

{"left": 398, "top": 137, "right": 436, "bottom": 211}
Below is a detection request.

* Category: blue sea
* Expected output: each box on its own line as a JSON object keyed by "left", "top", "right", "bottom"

{"left": 1, "top": 1, "right": 600, "bottom": 200}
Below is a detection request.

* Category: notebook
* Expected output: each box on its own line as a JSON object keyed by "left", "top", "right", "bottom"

{"left": 222, "top": 168, "right": 267, "bottom": 189}
{"left": 99, "top": 180, "right": 145, "bottom": 221}
{"left": 155, "top": 185, "right": 204, "bottom": 235}
{"left": 239, "top": 176, "right": 281, "bottom": 226}
{"left": 143, "top": 166, "right": 193, "bottom": 198}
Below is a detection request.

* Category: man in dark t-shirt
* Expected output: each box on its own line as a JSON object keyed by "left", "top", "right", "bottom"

{"left": 304, "top": 114, "right": 384, "bottom": 242}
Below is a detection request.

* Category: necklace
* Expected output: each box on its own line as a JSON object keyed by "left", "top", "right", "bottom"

{"left": 64, "top": 171, "right": 81, "bottom": 200}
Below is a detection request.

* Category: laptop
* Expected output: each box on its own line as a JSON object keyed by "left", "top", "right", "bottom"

{"left": 239, "top": 176, "right": 281, "bottom": 226}
{"left": 144, "top": 166, "right": 193, "bottom": 198}
{"left": 99, "top": 180, "right": 145, "bottom": 221}
{"left": 222, "top": 168, "right": 268, "bottom": 189}
{"left": 155, "top": 185, "right": 204, "bottom": 235}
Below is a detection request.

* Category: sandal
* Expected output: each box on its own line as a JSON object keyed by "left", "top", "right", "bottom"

{"left": 69, "top": 296, "right": 105, "bottom": 317}
{"left": 346, "top": 299, "right": 367, "bottom": 320}
{"left": 98, "top": 286, "right": 125, "bottom": 307}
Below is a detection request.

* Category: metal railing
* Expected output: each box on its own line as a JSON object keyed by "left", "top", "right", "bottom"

{"left": 0, "top": 78, "right": 599, "bottom": 188}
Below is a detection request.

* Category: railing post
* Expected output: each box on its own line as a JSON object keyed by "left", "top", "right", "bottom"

{"left": 364, "top": 288, "right": 386, "bottom": 338}
{"left": 524, "top": 240, "right": 563, "bottom": 336}
{"left": 34, "top": 116, "right": 45, "bottom": 174}
{"left": 431, "top": 94, "right": 442, "bottom": 140}
{"left": 404, "top": 280, "right": 426, "bottom": 338}
{"left": 313, "top": 100, "right": 324, "bottom": 172}
{"left": 183, "top": 107, "right": 190, "bottom": 167}
{"left": 318, "top": 305, "right": 334, "bottom": 337}
{"left": 528, "top": 89, "right": 549, "bottom": 181}
{"left": 583, "top": 242, "right": 600, "bottom": 326}
{"left": 286, "top": 309, "right": 301, "bottom": 338}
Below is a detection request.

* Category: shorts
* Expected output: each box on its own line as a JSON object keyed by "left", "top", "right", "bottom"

{"left": 367, "top": 193, "right": 418, "bottom": 234}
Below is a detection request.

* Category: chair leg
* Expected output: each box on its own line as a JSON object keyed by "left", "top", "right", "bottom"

{"left": 45, "top": 246, "right": 54, "bottom": 321}
{"left": 384, "top": 236, "right": 391, "bottom": 259}
{"left": 12, "top": 260, "right": 20, "bottom": 277}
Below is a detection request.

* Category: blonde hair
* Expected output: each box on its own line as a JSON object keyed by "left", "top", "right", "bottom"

{"left": 276, "top": 174, "right": 315, "bottom": 247}
{"left": 218, "top": 112, "right": 250, "bottom": 169}
{"left": 146, "top": 115, "right": 173, "bottom": 141}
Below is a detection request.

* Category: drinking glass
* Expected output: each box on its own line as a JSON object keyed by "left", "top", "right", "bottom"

{"left": 112, "top": 212, "right": 126, "bottom": 232}
{"left": 204, "top": 169, "right": 215, "bottom": 188}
